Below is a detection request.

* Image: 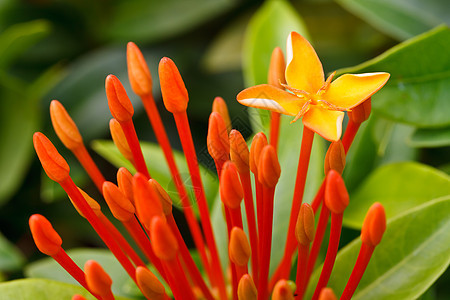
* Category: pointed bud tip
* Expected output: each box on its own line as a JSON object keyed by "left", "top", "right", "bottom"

{"left": 324, "top": 140, "right": 345, "bottom": 175}
{"left": 50, "top": 100, "right": 83, "bottom": 151}
{"left": 117, "top": 167, "right": 134, "bottom": 204}
{"left": 150, "top": 216, "right": 178, "bottom": 261}
{"left": 325, "top": 170, "right": 349, "bottom": 214}
{"left": 295, "top": 203, "right": 315, "bottom": 245}
{"left": 207, "top": 112, "right": 230, "bottom": 162}
{"left": 268, "top": 47, "right": 286, "bottom": 88}
{"left": 220, "top": 161, "right": 243, "bottom": 209}
{"left": 127, "top": 42, "right": 152, "bottom": 96}
{"left": 212, "top": 96, "right": 231, "bottom": 133}
{"left": 361, "top": 202, "right": 386, "bottom": 247}
{"left": 133, "top": 173, "right": 165, "bottom": 230}
{"left": 249, "top": 132, "right": 268, "bottom": 174}
{"left": 68, "top": 187, "right": 102, "bottom": 219}
{"left": 33, "top": 132, "right": 70, "bottom": 183}
{"left": 72, "top": 295, "right": 87, "bottom": 300}
{"left": 136, "top": 266, "right": 165, "bottom": 300}
{"left": 148, "top": 179, "right": 172, "bottom": 216}
{"left": 258, "top": 145, "right": 281, "bottom": 188}
{"left": 229, "top": 129, "right": 250, "bottom": 174}
{"left": 238, "top": 274, "right": 257, "bottom": 300}
{"left": 158, "top": 57, "right": 188, "bottom": 113}
{"left": 229, "top": 227, "right": 251, "bottom": 266}
{"left": 105, "top": 74, "right": 134, "bottom": 122}
{"left": 109, "top": 118, "right": 134, "bottom": 162}
{"left": 29, "top": 214, "right": 62, "bottom": 256}
{"left": 84, "top": 260, "right": 112, "bottom": 297}
{"left": 272, "top": 279, "right": 295, "bottom": 300}
{"left": 102, "top": 181, "right": 135, "bottom": 222}
{"left": 318, "top": 288, "right": 337, "bottom": 300}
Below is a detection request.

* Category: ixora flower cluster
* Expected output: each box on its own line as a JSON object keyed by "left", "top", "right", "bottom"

{"left": 30, "top": 32, "right": 389, "bottom": 300}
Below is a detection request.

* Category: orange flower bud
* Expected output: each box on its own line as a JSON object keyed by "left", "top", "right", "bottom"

{"left": 268, "top": 47, "right": 286, "bottom": 89}
{"left": 272, "top": 279, "right": 295, "bottom": 300}
{"left": 102, "top": 181, "right": 135, "bottom": 222}
{"left": 324, "top": 140, "right": 345, "bottom": 175}
{"left": 136, "top": 266, "right": 165, "bottom": 300}
{"left": 361, "top": 202, "right": 386, "bottom": 247}
{"left": 324, "top": 170, "right": 349, "bottom": 214}
{"left": 105, "top": 74, "right": 134, "bottom": 122}
{"left": 133, "top": 173, "right": 165, "bottom": 230}
{"left": 117, "top": 167, "right": 134, "bottom": 204}
{"left": 71, "top": 295, "right": 87, "bottom": 300}
{"left": 318, "top": 287, "right": 337, "bottom": 300}
{"left": 148, "top": 179, "right": 172, "bottom": 216}
{"left": 158, "top": 57, "right": 188, "bottom": 113}
{"left": 33, "top": 132, "right": 70, "bottom": 183}
{"left": 207, "top": 112, "right": 230, "bottom": 162}
{"left": 84, "top": 260, "right": 113, "bottom": 297}
{"left": 68, "top": 187, "right": 102, "bottom": 219}
{"left": 212, "top": 96, "right": 231, "bottom": 133}
{"left": 295, "top": 203, "right": 315, "bottom": 245}
{"left": 29, "top": 214, "right": 62, "bottom": 256}
{"left": 50, "top": 100, "right": 83, "bottom": 151}
{"left": 249, "top": 132, "right": 268, "bottom": 174}
{"left": 238, "top": 274, "right": 257, "bottom": 300}
{"left": 220, "top": 161, "right": 243, "bottom": 209}
{"left": 258, "top": 145, "right": 281, "bottom": 188}
{"left": 348, "top": 98, "right": 371, "bottom": 124}
{"left": 150, "top": 216, "right": 179, "bottom": 261}
{"left": 109, "top": 119, "right": 134, "bottom": 163}
{"left": 127, "top": 42, "right": 152, "bottom": 97}
{"left": 229, "top": 129, "right": 249, "bottom": 174}
{"left": 229, "top": 227, "right": 251, "bottom": 266}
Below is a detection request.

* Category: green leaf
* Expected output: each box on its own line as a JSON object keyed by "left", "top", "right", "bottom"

{"left": 25, "top": 248, "right": 133, "bottom": 298}
{"left": 0, "top": 278, "right": 132, "bottom": 300}
{"left": 0, "top": 231, "right": 24, "bottom": 272}
{"left": 92, "top": 140, "right": 219, "bottom": 213}
{"left": 105, "top": 0, "right": 237, "bottom": 43}
{"left": 408, "top": 126, "right": 450, "bottom": 148}
{"left": 242, "top": 0, "right": 308, "bottom": 129}
{"left": 335, "top": 0, "right": 450, "bottom": 40}
{"left": 336, "top": 25, "right": 450, "bottom": 128}
{"left": 306, "top": 196, "right": 450, "bottom": 300}
{"left": 344, "top": 162, "right": 450, "bottom": 228}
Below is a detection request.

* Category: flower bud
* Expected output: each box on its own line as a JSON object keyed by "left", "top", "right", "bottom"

{"left": 109, "top": 119, "right": 134, "bottom": 163}
{"left": 295, "top": 203, "right": 315, "bottom": 245}
{"left": 149, "top": 179, "right": 173, "bottom": 216}
{"left": 158, "top": 57, "right": 188, "bottom": 113}
{"left": 318, "top": 287, "right": 337, "bottom": 300}
{"left": 127, "top": 42, "right": 152, "bottom": 96}
{"left": 84, "top": 260, "right": 113, "bottom": 297}
{"left": 50, "top": 100, "right": 83, "bottom": 151}
{"left": 212, "top": 96, "right": 231, "bottom": 133}
{"left": 102, "top": 181, "right": 135, "bottom": 222}
{"left": 29, "top": 214, "right": 62, "bottom": 256}
{"left": 348, "top": 98, "right": 371, "bottom": 124}
{"left": 268, "top": 47, "right": 286, "bottom": 89}
{"left": 229, "top": 227, "right": 251, "bottom": 266}
{"left": 136, "top": 266, "right": 165, "bottom": 300}
{"left": 324, "top": 170, "right": 349, "bottom": 214}
{"left": 249, "top": 132, "right": 268, "bottom": 174}
{"left": 33, "top": 132, "right": 70, "bottom": 183}
{"left": 220, "top": 161, "right": 243, "bottom": 209}
{"left": 69, "top": 187, "right": 102, "bottom": 219}
{"left": 207, "top": 112, "right": 230, "bottom": 162}
{"left": 150, "top": 216, "right": 179, "bottom": 261}
{"left": 238, "top": 274, "right": 257, "bottom": 300}
{"left": 229, "top": 129, "right": 249, "bottom": 174}
{"left": 133, "top": 173, "right": 165, "bottom": 230}
{"left": 72, "top": 295, "right": 86, "bottom": 300}
{"left": 324, "top": 140, "right": 345, "bottom": 175}
{"left": 105, "top": 74, "right": 134, "bottom": 122}
{"left": 272, "top": 279, "right": 295, "bottom": 300}
{"left": 257, "top": 145, "right": 281, "bottom": 188}
{"left": 361, "top": 202, "right": 386, "bottom": 247}
{"left": 117, "top": 167, "right": 134, "bottom": 204}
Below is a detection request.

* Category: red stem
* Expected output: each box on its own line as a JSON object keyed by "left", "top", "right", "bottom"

{"left": 120, "top": 119, "right": 151, "bottom": 178}
{"left": 173, "top": 111, "right": 227, "bottom": 300}
{"left": 255, "top": 180, "right": 263, "bottom": 247}
{"left": 295, "top": 243, "right": 310, "bottom": 300}
{"left": 73, "top": 145, "right": 105, "bottom": 193}
{"left": 141, "top": 95, "right": 210, "bottom": 281}
{"left": 161, "top": 263, "right": 184, "bottom": 300}
{"left": 60, "top": 178, "right": 137, "bottom": 282}
{"left": 270, "top": 112, "right": 281, "bottom": 151}
{"left": 311, "top": 178, "right": 326, "bottom": 214}
{"left": 257, "top": 186, "right": 275, "bottom": 300}
{"left": 312, "top": 213, "right": 343, "bottom": 300}
{"left": 342, "top": 120, "right": 360, "bottom": 154}
{"left": 167, "top": 256, "right": 196, "bottom": 300}
{"left": 240, "top": 172, "right": 259, "bottom": 283}
{"left": 340, "top": 243, "right": 374, "bottom": 300}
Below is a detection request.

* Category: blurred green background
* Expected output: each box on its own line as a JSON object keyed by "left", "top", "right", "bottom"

{"left": 0, "top": 0, "right": 448, "bottom": 298}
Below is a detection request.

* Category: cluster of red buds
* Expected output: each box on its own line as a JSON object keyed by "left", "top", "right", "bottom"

{"left": 30, "top": 41, "right": 386, "bottom": 300}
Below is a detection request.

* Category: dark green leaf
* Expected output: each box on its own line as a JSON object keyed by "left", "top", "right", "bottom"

{"left": 336, "top": 26, "right": 450, "bottom": 128}
{"left": 0, "top": 232, "right": 24, "bottom": 272}
{"left": 344, "top": 162, "right": 450, "bottom": 228}
{"left": 306, "top": 196, "right": 450, "bottom": 300}
{"left": 408, "top": 127, "right": 450, "bottom": 148}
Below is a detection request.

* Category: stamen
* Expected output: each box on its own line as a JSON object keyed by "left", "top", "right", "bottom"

{"left": 317, "top": 71, "right": 336, "bottom": 95}
{"left": 84, "top": 260, "right": 114, "bottom": 300}
{"left": 281, "top": 83, "right": 310, "bottom": 99}
{"left": 290, "top": 101, "right": 311, "bottom": 124}
{"left": 316, "top": 99, "right": 346, "bottom": 112}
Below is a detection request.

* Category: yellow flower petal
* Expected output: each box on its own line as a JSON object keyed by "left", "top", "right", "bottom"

{"left": 302, "top": 106, "right": 344, "bottom": 141}
{"left": 285, "top": 32, "right": 324, "bottom": 94}
{"left": 321, "top": 72, "right": 390, "bottom": 109}
{"left": 237, "top": 84, "right": 305, "bottom": 116}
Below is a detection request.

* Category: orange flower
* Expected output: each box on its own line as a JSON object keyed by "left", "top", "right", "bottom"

{"left": 237, "top": 32, "right": 390, "bottom": 141}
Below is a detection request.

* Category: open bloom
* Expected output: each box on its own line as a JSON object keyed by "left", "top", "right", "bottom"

{"left": 237, "top": 31, "right": 390, "bottom": 141}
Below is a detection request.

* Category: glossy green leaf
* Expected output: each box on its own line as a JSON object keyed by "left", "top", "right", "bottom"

{"left": 306, "top": 196, "right": 450, "bottom": 300}
{"left": 0, "top": 231, "right": 24, "bottom": 272}
{"left": 344, "top": 162, "right": 450, "bottom": 228}
{"left": 105, "top": 0, "right": 236, "bottom": 43}
{"left": 92, "top": 140, "right": 219, "bottom": 213}
{"left": 408, "top": 126, "right": 450, "bottom": 148}
{"left": 336, "top": 25, "right": 450, "bottom": 128}
{"left": 25, "top": 248, "right": 133, "bottom": 297}
{"left": 242, "top": 0, "right": 308, "bottom": 129}
{"left": 336, "top": 0, "right": 449, "bottom": 41}
{"left": 0, "top": 278, "right": 131, "bottom": 300}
